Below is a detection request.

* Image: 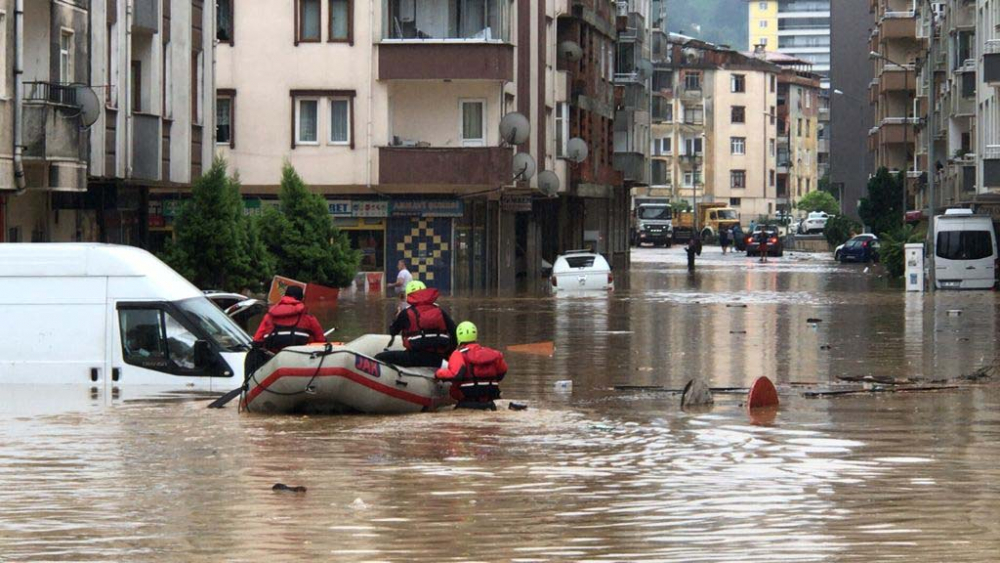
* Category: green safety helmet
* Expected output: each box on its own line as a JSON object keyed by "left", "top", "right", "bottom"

{"left": 456, "top": 321, "right": 478, "bottom": 345}
{"left": 405, "top": 280, "right": 427, "bottom": 296}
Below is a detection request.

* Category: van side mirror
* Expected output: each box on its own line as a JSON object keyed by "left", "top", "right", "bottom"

{"left": 194, "top": 340, "right": 213, "bottom": 368}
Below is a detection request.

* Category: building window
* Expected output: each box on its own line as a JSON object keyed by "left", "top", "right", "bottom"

{"left": 329, "top": 0, "right": 353, "bottom": 43}
{"left": 130, "top": 61, "right": 141, "bottom": 112}
{"left": 683, "top": 105, "right": 703, "bottom": 125}
{"left": 758, "top": 2, "right": 767, "bottom": 9}
{"left": 162, "top": 44, "right": 172, "bottom": 117}
{"left": 805, "top": 91, "right": 811, "bottom": 109}
{"left": 770, "top": 105, "right": 775, "bottom": 125}
{"left": 683, "top": 170, "right": 702, "bottom": 187}
{"left": 555, "top": 102, "right": 568, "bottom": 157}
{"left": 769, "top": 169, "right": 775, "bottom": 187}
{"left": 107, "top": 22, "right": 118, "bottom": 107}
{"left": 797, "top": 118, "right": 803, "bottom": 136}
{"left": 660, "top": 137, "right": 672, "bottom": 154}
{"left": 730, "top": 197, "right": 742, "bottom": 206}
{"left": 731, "top": 74, "right": 745, "bottom": 93}
{"left": 329, "top": 97, "right": 351, "bottom": 144}
{"left": 806, "top": 120, "right": 811, "bottom": 136}
{"left": 665, "top": 103, "right": 673, "bottom": 123}
{"left": 806, "top": 178, "right": 811, "bottom": 192}
{"left": 298, "top": 0, "right": 322, "bottom": 43}
{"left": 731, "top": 170, "right": 746, "bottom": 189}
{"left": 651, "top": 160, "right": 667, "bottom": 185}
{"left": 684, "top": 137, "right": 703, "bottom": 155}
{"left": 296, "top": 98, "right": 319, "bottom": 145}
{"left": 217, "top": 93, "right": 234, "bottom": 146}
{"left": 0, "top": 13, "right": 7, "bottom": 98}
{"left": 770, "top": 75, "right": 776, "bottom": 93}
{"left": 769, "top": 138, "right": 775, "bottom": 157}
{"left": 217, "top": 0, "right": 234, "bottom": 44}
{"left": 192, "top": 51, "right": 204, "bottom": 124}
{"left": 460, "top": 99, "right": 486, "bottom": 147}
{"left": 59, "top": 29, "right": 74, "bottom": 83}
{"left": 759, "top": 20, "right": 767, "bottom": 28}
{"left": 731, "top": 137, "right": 746, "bottom": 155}
{"left": 731, "top": 105, "right": 745, "bottom": 123}
{"left": 684, "top": 72, "right": 701, "bottom": 90}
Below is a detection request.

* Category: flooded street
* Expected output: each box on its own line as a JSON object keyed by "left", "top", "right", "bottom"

{"left": 3, "top": 247, "right": 1000, "bottom": 562}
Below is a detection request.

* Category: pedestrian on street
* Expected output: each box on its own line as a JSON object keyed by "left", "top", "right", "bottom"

{"left": 759, "top": 231, "right": 769, "bottom": 263}
{"left": 719, "top": 228, "right": 731, "bottom": 254}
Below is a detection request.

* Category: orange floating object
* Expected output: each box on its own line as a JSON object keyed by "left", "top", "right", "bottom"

{"left": 506, "top": 341, "right": 555, "bottom": 357}
{"left": 747, "top": 376, "right": 779, "bottom": 409}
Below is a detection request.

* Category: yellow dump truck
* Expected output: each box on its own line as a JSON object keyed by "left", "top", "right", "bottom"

{"left": 672, "top": 203, "right": 741, "bottom": 244}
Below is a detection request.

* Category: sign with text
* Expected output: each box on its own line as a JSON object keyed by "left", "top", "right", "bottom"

{"left": 501, "top": 194, "right": 533, "bottom": 213}
{"left": 390, "top": 200, "right": 464, "bottom": 218}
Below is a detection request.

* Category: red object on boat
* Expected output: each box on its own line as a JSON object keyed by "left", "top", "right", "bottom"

{"left": 747, "top": 376, "right": 779, "bottom": 409}
{"left": 267, "top": 275, "right": 339, "bottom": 309}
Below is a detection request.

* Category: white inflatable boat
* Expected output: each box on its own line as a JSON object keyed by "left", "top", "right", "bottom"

{"left": 240, "top": 335, "right": 454, "bottom": 415}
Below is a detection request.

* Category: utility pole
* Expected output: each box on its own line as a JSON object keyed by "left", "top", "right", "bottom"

{"left": 924, "top": 0, "right": 937, "bottom": 291}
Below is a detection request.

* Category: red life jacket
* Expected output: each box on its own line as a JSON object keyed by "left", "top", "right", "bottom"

{"left": 454, "top": 344, "right": 507, "bottom": 402}
{"left": 402, "top": 288, "right": 451, "bottom": 354}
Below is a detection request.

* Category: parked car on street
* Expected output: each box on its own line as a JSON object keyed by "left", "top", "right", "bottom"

{"left": 551, "top": 250, "right": 614, "bottom": 292}
{"left": 835, "top": 234, "right": 879, "bottom": 263}
{"left": 746, "top": 227, "right": 784, "bottom": 257}
{"left": 801, "top": 212, "right": 830, "bottom": 234}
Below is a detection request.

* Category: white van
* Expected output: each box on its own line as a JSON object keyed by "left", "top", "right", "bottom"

{"left": 934, "top": 209, "right": 998, "bottom": 290}
{"left": 0, "top": 244, "right": 248, "bottom": 394}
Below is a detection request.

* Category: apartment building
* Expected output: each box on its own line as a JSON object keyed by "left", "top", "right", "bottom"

{"left": 651, "top": 35, "right": 779, "bottom": 222}
{"left": 613, "top": 0, "right": 653, "bottom": 194}
{"left": 763, "top": 50, "right": 822, "bottom": 211}
{"left": 830, "top": 0, "right": 873, "bottom": 217}
{"left": 0, "top": 0, "right": 215, "bottom": 246}
{"left": 217, "top": 0, "right": 627, "bottom": 293}
{"left": 0, "top": 0, "right": 90, "bottom": 242}
{"left": 978, "top": 0, "right": 1000, "bottom": 210}
{"left": 748, "top": 0, "right": 831, "bottom": 85}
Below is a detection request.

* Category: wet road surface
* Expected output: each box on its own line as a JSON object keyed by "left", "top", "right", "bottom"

{"left": 2, "top": 246, "right": 1000, "bottom": 561}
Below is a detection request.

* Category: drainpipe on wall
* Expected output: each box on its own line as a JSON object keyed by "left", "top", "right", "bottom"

{"left": 12, "top": 0, "right": 25, "bottom": 194}
{"left": 365, "top": 0, "right": 375, "bottom": 190}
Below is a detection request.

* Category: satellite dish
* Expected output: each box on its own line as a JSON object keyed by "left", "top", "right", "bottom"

{"left": 566, "top": 138, "right": 589, "bottom": 164}
{"left": 558, "top": 41, "right": 583, "bottom": 62}
{"left": 683, "top": 48, "right": 700, "bottom": 64}
{"left": 638, "top": 59, "right": 654, "bottom": 78}
{"left": 512, "top": 152, "right": 536, "bottom": 181}
{"left": 537, "top": 170, "right": 560, "bottom": 197}
{"left": 499, "top": 112, "right": 530, "bottom": 145}
{"left": 73, "top": 84, "right": 101, "bottom": 129}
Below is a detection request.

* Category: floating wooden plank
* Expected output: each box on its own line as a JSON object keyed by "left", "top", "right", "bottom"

{"left": 747, "top": 376, "right": 779, "bottom": 409}
{"left": 803, "top": 385, "right": 959, "bottom": 398}
{"left": 506, "top": 341, "right": 555, "bottom": 357}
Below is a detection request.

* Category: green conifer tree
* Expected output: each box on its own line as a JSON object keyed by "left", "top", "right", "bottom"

{"left": 163, "top": 157, "right": 275, "bottom": 292}
{"left": 259, "top": 164, "right": 361, "bottom": 287}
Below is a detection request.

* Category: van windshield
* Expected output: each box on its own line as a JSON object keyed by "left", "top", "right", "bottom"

{"left": 936, "top": 231, "right": 994, "bottom": 261}
{"left": 176, "top": 297, "right": 252, "bottom": 351}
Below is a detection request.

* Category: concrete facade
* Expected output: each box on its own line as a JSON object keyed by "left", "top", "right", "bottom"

{"left": 830, "top": 0, "right": 874, "bottom": 218}
{"left": 748, "top": 0, "right": 830, "bottom": 85}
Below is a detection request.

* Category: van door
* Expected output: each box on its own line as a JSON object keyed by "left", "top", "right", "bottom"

{"left": 110, "top": 302, "right": 219, "bottom": 394}
{"left": 936, "top": 224, "right": 997, "bottom": 289}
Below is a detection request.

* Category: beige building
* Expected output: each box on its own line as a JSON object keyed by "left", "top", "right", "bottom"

{"left": 216, "top": 0, "right": 627, "bottom": 292}
{"left": 652, "top": 35, "right": 779, "bottom": 222}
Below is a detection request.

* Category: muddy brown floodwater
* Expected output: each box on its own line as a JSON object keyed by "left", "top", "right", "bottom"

{"left": 2, "top": 247, "right": 1000, "bottom": 562}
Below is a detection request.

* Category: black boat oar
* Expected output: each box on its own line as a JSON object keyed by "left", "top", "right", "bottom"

{"left": 207, "top": 387, "right": 244, "bottom": 409}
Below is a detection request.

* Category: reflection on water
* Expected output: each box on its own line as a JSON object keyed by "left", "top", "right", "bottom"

{"left": 2, "top": 248, "right": 999, "bottom": 561}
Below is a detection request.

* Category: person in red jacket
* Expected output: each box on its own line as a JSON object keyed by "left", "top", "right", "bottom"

{"left": 375, "top": 280, "right": 457, "bottom": 368}
{"left": 253, "top": 286, "right": 326, "bottom": 353}
{"left": 436, "top": 321, "right": 508, "bottom": 409}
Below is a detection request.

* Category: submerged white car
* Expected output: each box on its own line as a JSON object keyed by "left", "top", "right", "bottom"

{"left": 551, "top": 251, "right": 614, "bottom": 292}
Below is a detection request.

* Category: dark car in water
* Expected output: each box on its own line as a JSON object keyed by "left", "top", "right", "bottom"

{"left": 732, "top": 225, "right": 747, "bottom": 251}
{"left": 746, "top": 227, "right": 783, "bottom": 257}
{"left": 837, "top": 234, "right": 880, "bottom": 263}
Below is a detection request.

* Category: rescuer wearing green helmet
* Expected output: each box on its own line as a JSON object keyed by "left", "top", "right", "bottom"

{"left": 374, "top": 279, "right": 457, "bottom": 368}
{"left": 436, "top": 321, "right": 509, "bottom": 409}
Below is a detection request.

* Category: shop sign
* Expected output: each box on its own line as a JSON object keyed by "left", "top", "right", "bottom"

{"left": 162, "top": 200, "right": 182, "bottom": 218}
{"left": 390, "top": 200, "right": 464, "bottom": 218}
{"left": 353, "top": 200, "right": 389, "bottom": 217}
{"left": 328, "top": 200, "right": 353, "bottom": 217}
{"left": 501, "top": 194, "right": 533, "bottom": 213}
{"left": 974, "top": 203, "right": 1000, "bottom": 221}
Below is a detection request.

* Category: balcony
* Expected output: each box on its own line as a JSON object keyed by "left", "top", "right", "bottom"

{"left": 379, "top": 147, "right": 512, "bottom": 190}
{"left": 21, "top": 82, "right": 87, "bottom": 191}
{"left": 613, "top": 152, "right": 648, "bottom": 185}
{"left": 879, "top": 66, "right": 915, "bottom": 94}
{"left": 879, "top": 11, "right": 917, "bottom": 41}
{"left": 879, "top": 118, "right": 919, "bottom": 145}
{"left": 380, "top": 0, "right": 513, "bottom": 81}
{"left": 984, "top": 41, "right": 1000, "bottom": 85}
{"left": 133, "top": 0, "right": 159, "bottom": 34}
{"left": 132, "top": 113, "right": 161, "bottom": 181}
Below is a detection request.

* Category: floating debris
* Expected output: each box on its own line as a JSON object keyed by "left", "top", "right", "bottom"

{"left": 508, "top": 341, "right": 555, "bottom": 357}
{"left": 804, "top": 385, "right": 959, "bottom": 398}
{"left": 947, "top": 310, "right": 963, "bottom": 316}
{"left": 747, "top": 376, "right": 779, "bottom": 409}
{"left": 508, "top": 401, "right": 528, "bottom": 411}
{"left": 273, "top": 483, "right": 307, "bottom": 493}
{"left": 820, "top": 345, "right": 831, "bottom": 350}
{"left": 680, "top": 379, "right": 714, "bottom": 408}
{"left": 730, "top": 330, "right": 747, "bottom": 334}
{"left": 807, "top": 318, "right": 823, "bottom": 324}
{"left": 554, "top": 380, "right": 573, "bottom": 392}
{"left": 726, "top": 304, "right": 748, "bottom": 308}
{"left": 351, "top": 498, "right": 368, "bottom": 510}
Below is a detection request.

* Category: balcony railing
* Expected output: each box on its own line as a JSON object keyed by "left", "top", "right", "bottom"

{"left": 23, "top": 82, "right": 79, "bottom": 107}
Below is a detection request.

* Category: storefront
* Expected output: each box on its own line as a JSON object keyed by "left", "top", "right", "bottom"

{"left": 328, "top": 200, "right": 390, "bottom": 274}
{"left": 386, "top": 199, "right": 462, "bottom": 293}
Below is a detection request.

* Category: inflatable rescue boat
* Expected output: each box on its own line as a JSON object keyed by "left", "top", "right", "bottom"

{"left": 240, "top": 335, "right": 454, "bottom": 415}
